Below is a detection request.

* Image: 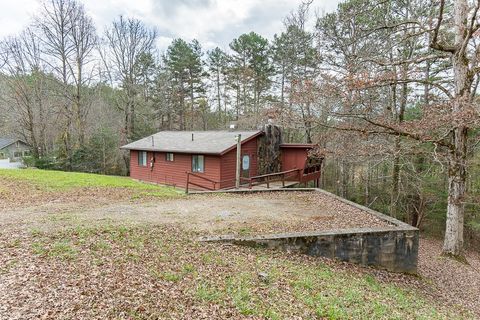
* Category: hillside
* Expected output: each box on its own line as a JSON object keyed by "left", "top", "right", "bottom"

{"left": 0, "top": 169, "right": 478, "bottom": 319}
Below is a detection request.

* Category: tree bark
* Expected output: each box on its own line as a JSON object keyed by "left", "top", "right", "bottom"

{"left": 390, "top": 138, "right": 400, "bottom": 218}
{"left": 442, "top": 0, "right": 470, "bottom": 257}
{"left": 444, "top": 127, "right": 467, "bottom": 255}
{"left": 339, "top": 160, "right": 348, "bottom": 198}
{"left": 364, "top": 160, "right": 370, "bottom": 206}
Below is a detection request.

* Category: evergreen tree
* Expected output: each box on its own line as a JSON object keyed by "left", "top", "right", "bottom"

{"left": 164, "top": 38, "right": 205, "bottom": 130}
{"left": 207, "top": 47, "right": 228, "bottom": 122}
{"left": 228, "top": 32, "right": 274, "bottom": 124}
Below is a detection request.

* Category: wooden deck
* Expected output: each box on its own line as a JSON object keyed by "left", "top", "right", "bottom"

{"left": 186, "top": 164, "right": 321, "bottom": 194}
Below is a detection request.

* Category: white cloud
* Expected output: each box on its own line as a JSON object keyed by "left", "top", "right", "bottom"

{"left": 0, "top": 0, "right": 341, "bottom": 50}
{"left": 0, "top": 0, "right": 39, "bottom": 38}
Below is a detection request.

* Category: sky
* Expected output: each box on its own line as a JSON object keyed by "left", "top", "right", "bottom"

{"left": 0, "top": 0, "right": 341, "bottom": 51}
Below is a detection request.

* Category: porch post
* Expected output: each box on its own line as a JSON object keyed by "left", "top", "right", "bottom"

{"left": 235, "top": 134, "right": 241, "bottom": 189}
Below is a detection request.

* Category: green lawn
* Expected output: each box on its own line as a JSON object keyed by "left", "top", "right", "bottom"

{"left": 0, "top": 168, "right": 180, "bottom": 196}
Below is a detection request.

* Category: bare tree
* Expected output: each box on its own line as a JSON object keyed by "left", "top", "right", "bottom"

{"left": 69, "top": 2, "right": 98, "bottom": 146}
{"left": 103, "top": 16, "right": 157, "bottom": 142}
{"left": 317, "top": 0, "right": 480, "bottom": 257}
{"left": 0, "top": 29, "right": 50, "bottom": 157}
{"left": 36, "top": 0, "right": 97, "bottom": 167}
{"left": 36, "top": 0, "right": 76, "bottom": 166}
{"left": 429, "top": 0, "right": 480, "bottom": 257}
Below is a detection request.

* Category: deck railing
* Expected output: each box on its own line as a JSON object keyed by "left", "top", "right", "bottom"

{"left": 303, "top": 163, "right": 322, "bottom": 175}
{"left": 186, "top": 163, "right": 322, "bottom": 193}
{"left": 299, "top": 163, "right": 322, "bottom": 186}
{"left": 241, "top": 168, "right": 302, "bottom": 189}
{"left": 185, "top": 172, "right": 236, "bottom": 193}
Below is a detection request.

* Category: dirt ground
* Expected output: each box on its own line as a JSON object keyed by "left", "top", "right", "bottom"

{"left": 0, "top": 183, "right": 479, "bottom": 318}
{"left": 0, "top": 190, "right": 394, "bottom": 236}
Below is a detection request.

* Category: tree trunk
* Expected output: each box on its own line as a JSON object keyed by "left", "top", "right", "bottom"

{"left": 390, "top": 147, "right": 400, "bottom": 218}
{"left": 124, "top": 104, "right": 130, "bottom": 140}
{"left": 216, "top": 69, "right": 222, "bottom": 121}
{"left": 442, "top": 0, "right": 470, "bottom": 257}
{"left": 339, "top": 160, "right": 348, "bottom": 198}
{"left": 75, "top": 58, "right": 85, "bottom": 148}
{"left": 444, "top": 126, "right": 467, "bottom": 256}
{"left": 390, "top": 61, "right": 407, "bottom": 218}
{"left": 305, "top": 102, "right": 313, "bottom": 143}
{"left": 130, "top": 98, "right": 135, "bottom": 138}
{"left": 364, "top": 160, "right": 370, "bottom": 206}
{"left": 189, "top": 73, "right": 195, "bottom": 130}
{"left": 26, "top": 102, "right": 39, "bottom": 159}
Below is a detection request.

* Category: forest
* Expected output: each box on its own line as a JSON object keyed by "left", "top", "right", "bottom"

{"left": 0, "top": 0, "right": 479, "bottom": 258}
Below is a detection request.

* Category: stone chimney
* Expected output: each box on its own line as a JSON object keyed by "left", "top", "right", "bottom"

{"left": 257, "top": 124, "right": 283, "bottom": 175}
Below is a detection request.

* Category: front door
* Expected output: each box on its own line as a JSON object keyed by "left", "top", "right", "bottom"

{"left": 241, "top": 154, "right": 250, "bottom": 178}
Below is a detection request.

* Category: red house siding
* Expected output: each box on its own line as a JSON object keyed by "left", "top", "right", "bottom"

{"left": 219, "top": 137, "right": 258, "bottom": 189}
{"left": 129, "top": 136, "right": 260, "bottom": 190}
{"left": 130, "top": 150, "right": 221, "bottom": 189}
{"left": 127, "top": 135, "right": 321, "bottom": 190}
{"left": 281, "top": 148, "right": 308, "bottom": 171}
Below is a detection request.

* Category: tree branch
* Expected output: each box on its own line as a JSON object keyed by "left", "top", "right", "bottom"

{"left": 430, "top": 0, "right": 456, "bottom": 53}
{"left": 327, "top": 112, "right": 453, "bottom": 148}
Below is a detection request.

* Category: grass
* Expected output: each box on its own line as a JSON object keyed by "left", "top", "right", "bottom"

{"left": 0, "top": 172, "right": 473, "bottom": 319}
{"left": 13, "top": 223, "right": 468, "bottom": 319}
{"left": 195, "top": 281, "right": 222, "bottom": 302}
{"left": 150, "top": 269, "right": 182, "bottom": 282}
{"left": 0, "top": 168, "right": 181, "bottom": 196}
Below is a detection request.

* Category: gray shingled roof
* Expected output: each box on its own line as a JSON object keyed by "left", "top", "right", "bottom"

{"left": 121, "top": 131, "right": 262, "bottom": 155}
{"left": 0, "top": 138, "right": 17, "bottom": 150}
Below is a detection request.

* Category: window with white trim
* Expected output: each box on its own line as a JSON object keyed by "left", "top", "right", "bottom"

{"left": 138, "top": 151, "right": 147, "bottom": 166}
{"left": 192, "top": 155, "right": 204, "bottom": 173}
{"left": 165, "top": 153, "right": 174, "bottom": 162}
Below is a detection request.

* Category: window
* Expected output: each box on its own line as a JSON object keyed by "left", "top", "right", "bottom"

{"left": 242, "top": 155, "right": 250, "bottom": 170}
{"left": 192, "top": 155, "right": 204, "bottom": 173}
{"left": 138, "top": 151, "right": 147, "bottom": 166}
{"left": 14, "top": 151, "right": 22, "bottom": 158}
{"left": 23, "top": 150, "right": 31, "bottom": 157}
{"left": 165, "top": 153, "right": 174, "bottom": 162}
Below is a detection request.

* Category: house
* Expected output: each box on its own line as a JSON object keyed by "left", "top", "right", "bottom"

{"left": 0, "top": 138, "right": 31, "bottom": 162}
{"left": 121, "top": 129, "right": 322, "bottom": 190}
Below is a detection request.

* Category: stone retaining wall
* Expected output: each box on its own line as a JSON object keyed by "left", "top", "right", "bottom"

{"left": 200, "top": 189, "right": 419, "bottom": 273}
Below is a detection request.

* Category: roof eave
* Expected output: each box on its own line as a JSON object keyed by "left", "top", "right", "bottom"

{"left": 219, "top": 131, "right": 264, "bottom": 155}
{"left": 0, "top": 139, "right": 30, "bottom": 150}
{"left": 121, "top": 146, "right": 222, "bottom": 155}
{"left": 280, "top": 143, "right": 318, "bottom": 149}
{"left": 120, "top": 131, "right": 263, "bottom": 155}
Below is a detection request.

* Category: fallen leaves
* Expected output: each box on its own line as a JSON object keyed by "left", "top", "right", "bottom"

{"left": 0, "top": 182, "right": 477, "bottom": 319}
{"left": 0, "top": 224, "right": 474, "bottom": 319}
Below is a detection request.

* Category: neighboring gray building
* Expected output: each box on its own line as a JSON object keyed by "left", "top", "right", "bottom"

{"left": 0, "top": 138, "right": 31, "bottom": 162}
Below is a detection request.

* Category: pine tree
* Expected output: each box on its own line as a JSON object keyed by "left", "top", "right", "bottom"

{"left": 228, "top": 32, "right": 274, "bottom": 124}
{"left": 207, "top": 47, "right": 228, "bottom": 123}
{"left": 165, "top": 38, "right": 205, "bottom": 130}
